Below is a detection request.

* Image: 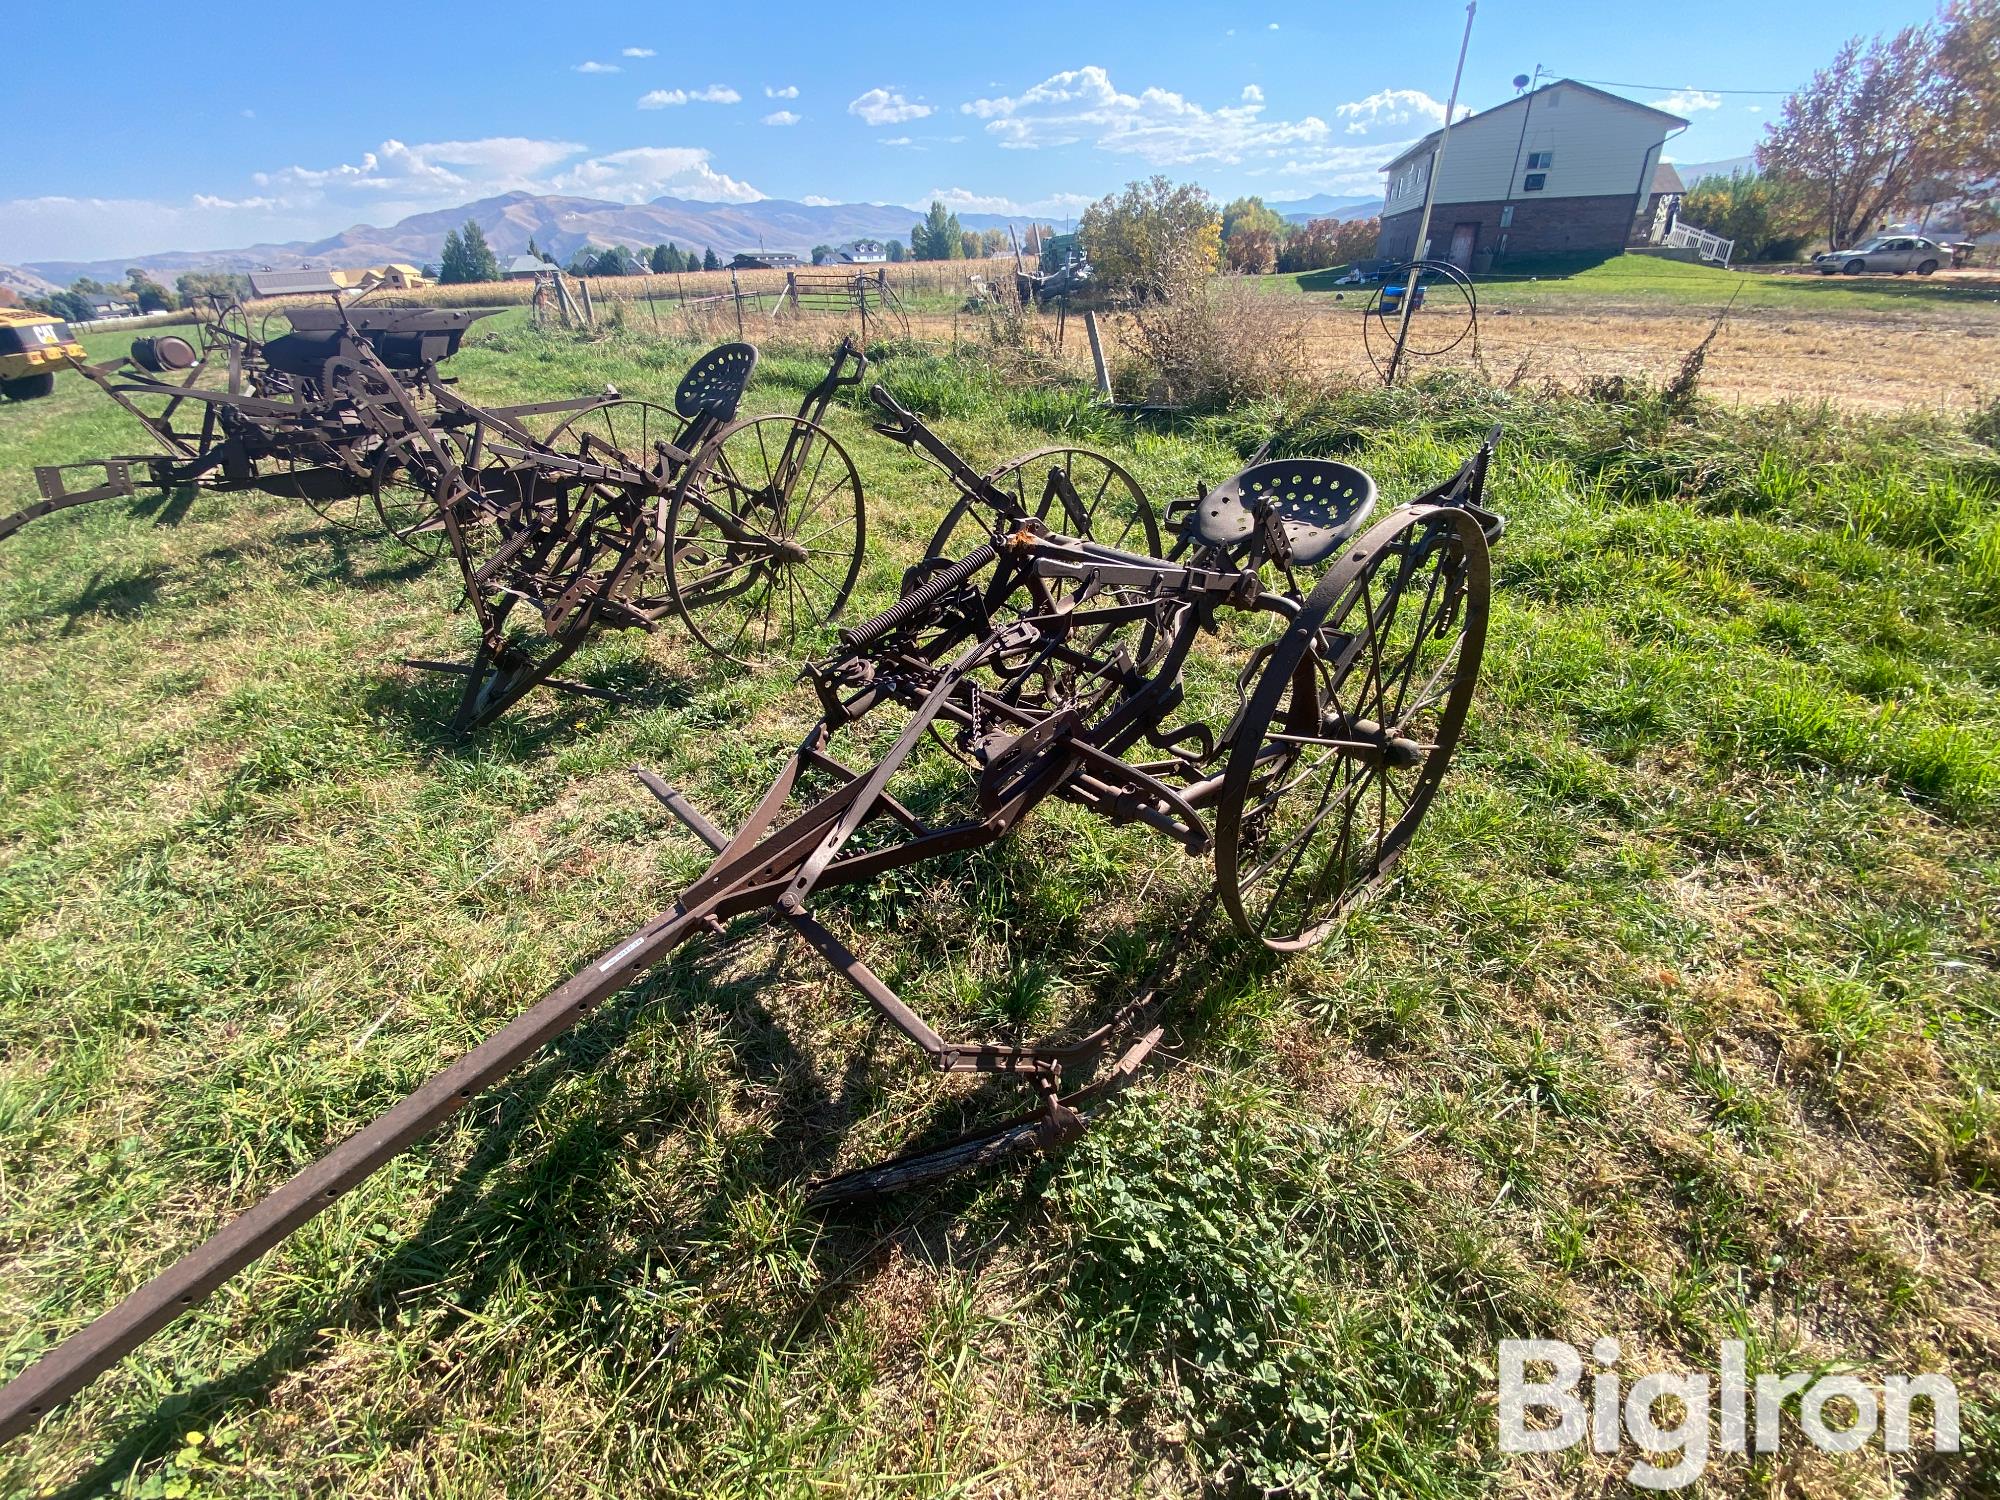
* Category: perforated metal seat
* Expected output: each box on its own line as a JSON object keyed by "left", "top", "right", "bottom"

{"left": 1192, "top": 459, "right": 1377, "bottom": 566}
{"left": 674, "top": 342, "right": 759, "bottom": 423}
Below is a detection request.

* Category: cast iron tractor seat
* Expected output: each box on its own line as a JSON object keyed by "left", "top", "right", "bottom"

{"left": 1189, "top": 458, "right": 1376, "bottom": 568}
{"left": 673, "top": 341, "right": 758, "bottom": 422}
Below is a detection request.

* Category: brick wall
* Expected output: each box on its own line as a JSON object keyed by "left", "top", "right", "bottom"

{"left": 1377, "top": 193, "right": 1644, "bottom": 264}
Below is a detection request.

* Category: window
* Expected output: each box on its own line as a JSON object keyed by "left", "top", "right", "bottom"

{"left": 1526, "top": 151, "right": 1554, "bottom": 169}
{"left": 1523, "top": 172, "right": 1548, "bottom": 192}
{"left": 1499, "top": 204, "right": 1514, "bottom": 227}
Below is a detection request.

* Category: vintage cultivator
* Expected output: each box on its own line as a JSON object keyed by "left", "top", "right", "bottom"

{"left": 0, "top": 390, "right": 1502, "bottom": 1442}
{"left": 0, "top": 302, "right": 511, "bottom": 545}
{"left": 0, "top": 299, "right": 873, "bottom": 731}
{"left": 367, "top": 336, "right": 870, "bottom": 730}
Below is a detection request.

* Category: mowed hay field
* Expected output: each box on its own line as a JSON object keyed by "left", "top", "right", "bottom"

{"left": 0, "top": 305, "right": 1996, "bottom": 1496}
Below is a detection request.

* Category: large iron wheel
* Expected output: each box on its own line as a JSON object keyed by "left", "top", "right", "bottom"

{"left": 1215, "top": 505, "right": 1489, "bottom": 950}
{"left": 664, "top": 414, "right": 865, "bottom": 662}
{"left": 926, "top": 446, "right": 1160, "bottom": 564}
{"left": 370, "top": 433, "right": 478, "bottom": 559}
{"left": 544, "top": 398, "right": 680, "bottom": 477}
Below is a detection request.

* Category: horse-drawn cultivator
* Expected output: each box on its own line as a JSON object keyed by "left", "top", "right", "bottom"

{"left": 0, "top": 354, "right": 1503, "bottom": 1437}
{"left": 0, "top": 300, "right": 870, "bottom": 728}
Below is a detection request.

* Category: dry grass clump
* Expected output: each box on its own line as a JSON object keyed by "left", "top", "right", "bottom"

{"left": 1109, "top": 277, "right": 1319, "bottom": 409}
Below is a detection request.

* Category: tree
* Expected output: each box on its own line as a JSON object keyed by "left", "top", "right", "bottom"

{"left": 174, "top": 270, "right": 251, "bottom": 306}
{"left": 1760, "top": 3, "right": 1997, "bottom": 248}
{"left": 885, "top": 239, "right": 907, "bottom": 262}
{"left": 811, "top": 243, "right": 837, "bottom": 264}
{"left": 1678, "top": 171, "right": 1816, "bottom": 259}
{"left": 593, "top": 244, "right": 638, "bottom": 276}
{"left": 702, "top": 247, "right": 721, "bottom": 271}
{"left": 649, "top": 243, "right": 670, "bottom": 273}
{"left": 421, "top": 263, "right": 440, "bottom": 281}
{"left": 1333, "top": 217, "right": 1380, "bottom": 263}
{"left": 980, "top": 227, "right": 1010, "bottom": 256}
{"left": 27, "top": 289, "right": 95, "bottom": 324}
{"left": 909, "top": 201, "right": 965, "bottom": 260}
{"left": 1223, "top": 229, "right": 1277, "bottom": 273}
{"left": 126, "top": 267, "right": 175, "bottom": 313}
{"left": 959, "top": 230, "right": 982, "bottom": 259}
{"left": 1078, "top": 176, "right": 1221, "bottom": 298}
{"left": 1221, "top": 195, "right": 1285, "bottom": 244}
{"left": 440, "top": 219, "right": 500, "bottom": 283}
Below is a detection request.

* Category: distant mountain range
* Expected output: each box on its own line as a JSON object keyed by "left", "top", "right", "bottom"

{"left": 1667, "top": 155, "right": 1755, "bottom": 186}
{"left": 1264, "top": 193, "right": 1382, "bottom": 224}
{"left": 20, "top": 191, "right": 1084, "bottom": 287}
{"left": 0, "top": 262, "right": 61, "bottom": 298}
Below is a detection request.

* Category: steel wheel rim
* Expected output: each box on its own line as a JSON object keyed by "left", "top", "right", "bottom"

{"left": 667, "top": 415, "right": 865, "bottom": 663}
{"left": 1216, "top": 505, "right": 1489, "bottom": 950}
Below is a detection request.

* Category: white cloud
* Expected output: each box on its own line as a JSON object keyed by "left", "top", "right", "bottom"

{"left": 1264, "top": 139, "right": 1415, "bottom": 194}
{"left": 849, "top": 88, "right": 933, "bottom": 125}
{"left": 917, "top": 186, "right": 1095, "bottom": 217}
{"left": 801, "top": 194, "right": 837, "bottom": 206}
{"left": 762, "top": 110, "right": 801, "bottom": 126}
{"left": 0, "top": 133, "right": 770, "bottom": 262}
{"left": 765, "top": 84, "right": 799, "bottom": 99}
{"left": 548, "top": 146, "right": 762, "bottom": 203}
{"left": 1652, "top": 88, "right": 1722, "bottom": 115}
{"left": 880, "top": 136, "right": 917, "bottom": 147}
{"left": 1241, "top": 84, "right": 1263, "bottom": 103}
{"left": 240, "top": 108, "right": 256, "bottom": 119}
{"left": 959, "top": 65, "right": 1328, "bottom": 165}
{"left": 1334, "top": 88, "right": 1448, "bottom": 136}
{"left": 622, "top": 46, "right": 655, "bottom": 57}
{"left": 574, "top": 61, "right": 620, "bottom": 74}
{"left": 639, "top": 84, "right": 739, "bottom": 108}
{"left": 1746, "top": 104, "right": 1763, "bottom": 113}
{"left": 1268, "top": 21, "right": 1279, "bottom": 29}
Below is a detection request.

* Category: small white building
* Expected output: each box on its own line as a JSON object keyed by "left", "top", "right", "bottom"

{"left": 1377, "top": 80, "right": 1688, "bottom": 268}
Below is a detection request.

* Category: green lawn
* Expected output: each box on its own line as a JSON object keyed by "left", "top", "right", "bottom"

{"left": 0, "top": 318, "right": 1996, "bottom": 1496}
{"left": 1262, "top": 251, "right": 2000, "bottom": 315}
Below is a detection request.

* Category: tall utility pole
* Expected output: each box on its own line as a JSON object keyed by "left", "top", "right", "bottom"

{"left": 1384, "top": 0, "right": 1477, "bottom": 387}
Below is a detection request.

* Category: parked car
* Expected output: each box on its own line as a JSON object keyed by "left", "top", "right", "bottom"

{"left": 1812, "top": 235, "right": 1947, "bottom": 276}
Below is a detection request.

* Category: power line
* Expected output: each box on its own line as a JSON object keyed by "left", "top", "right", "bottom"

{"left": 1567, "top": 75, "right": 1795, "bottom": 96}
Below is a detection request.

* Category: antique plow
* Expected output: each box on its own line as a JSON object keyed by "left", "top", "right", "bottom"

{"left": 366, "top": 336, "right": 871, "bottom": 730}
{"left": 0, "top": 399, "right": 1502, "bottom": 1443}
{"left": 0, "top": 301, "right": 528, "bottom": 546}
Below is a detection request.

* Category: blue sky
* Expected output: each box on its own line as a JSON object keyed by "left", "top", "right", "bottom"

{"left": 3, "top": 0, "right": 1935, "bottom": 264}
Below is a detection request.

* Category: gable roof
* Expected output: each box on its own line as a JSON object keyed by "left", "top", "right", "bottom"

{"left": 1651, "top": 162, "right": 1686, "bottom": 195}
{"left": 1379, "top": 79, "right": 1690, "bottom": 171}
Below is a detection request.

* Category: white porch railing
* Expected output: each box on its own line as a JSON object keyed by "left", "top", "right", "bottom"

{"left": 1661, "top": 220, "right": 1736, "bottom": 267}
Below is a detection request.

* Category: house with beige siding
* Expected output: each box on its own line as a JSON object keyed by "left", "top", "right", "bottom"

{"left": 1376, "top": 81, "right": 1687, "bottom": 269}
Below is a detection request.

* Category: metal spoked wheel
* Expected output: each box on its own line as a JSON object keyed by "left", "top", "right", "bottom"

{"left": 371, "top": 433, "right": 477, "bottom": 558}
{"left": 281, "top": 449, "right": 375, "bottom": 535}
{"left": 1215, "top": 505, "right": 1489, "bottom": 950}
{"left": 544, "top": 398, "right": 680, "bottom": 474}
{"left": 926, "top": 446, "right": 1161, "bottom": 564}
{"left": 665, "top": 414, "right": 865, "bottom": 662}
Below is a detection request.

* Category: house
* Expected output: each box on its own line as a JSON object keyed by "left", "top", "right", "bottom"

{"left": 730, "top": 251, "right": 805, "bottom": 271}
{"left": 84, "top": 291, "right": 139, "bottom": 318}
{"left": 1634, "top": 162, "right": 1686, "bottom": 245}
{"left": 248, "top": 268, "right": 345, "bottom": 297}
{"left": 834, "top": 239, "right": 886, "bottom": 264}
{"left": 1375, "top": 80, "right": 1688, "bottom": 268}
{"left": 331, "top": 263, "right": 429, "bottom": 290}
{"left": 504, "top": 254, "right": 555, "bottom": 279}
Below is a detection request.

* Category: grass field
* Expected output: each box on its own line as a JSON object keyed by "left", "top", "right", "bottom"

{"left": 0, "top": 313, "right": 1997, "bottom": 1497}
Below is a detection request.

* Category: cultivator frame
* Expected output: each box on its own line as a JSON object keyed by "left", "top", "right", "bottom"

{"left": 0, "top": 389, "right": 1503, "bottom": 1442}
{"left": 373, "top": 335, "right": 872, "bottom": 731}
{"left": 1, "top": 297, "right": 875, "bottom": 731}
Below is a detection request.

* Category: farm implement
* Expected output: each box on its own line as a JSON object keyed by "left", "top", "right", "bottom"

{"left": 0, "top": 302, "right": 517, "bottom": 545}
{"left": 368, "top": 336, "right": 869, "bottom": 731}
{"left": 0, "top": 388, "right": 1503, "bottom": 1442}
{"left": 1, "top": 297, "right": 873, "bottom": 730}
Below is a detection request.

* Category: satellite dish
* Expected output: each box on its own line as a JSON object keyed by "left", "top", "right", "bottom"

{"left": 1513, "top": 73, "right": 1531, "bottom": 90}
